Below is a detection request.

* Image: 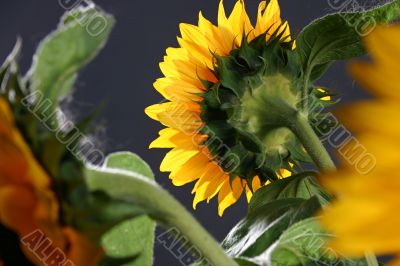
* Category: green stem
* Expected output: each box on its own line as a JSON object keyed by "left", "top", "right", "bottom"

{"left": 86, "top": 167, "right": 238, "bottom": 266}
{"left": 290, "top": 113, "right": 336, "bottom": 172}
{"left": 153, "top": 186, "right": 238, "bottom": 266}
{"left": 301, "top": 69, "right": 311, "bottom": 112}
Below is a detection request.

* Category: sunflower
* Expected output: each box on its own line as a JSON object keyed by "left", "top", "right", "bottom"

{"left": 145, "top": 0, "right": 301, "bottom": 216}
{"left": 319, "top": 25, "right": 400, "bottom": 263}
{"left": 0, "top": 96, "right": 103, "bottom": 265}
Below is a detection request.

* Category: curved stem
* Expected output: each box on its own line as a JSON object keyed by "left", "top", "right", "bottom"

{"left": 85, "top": 167, "right": 238, "bottom": 266}
{"left": 155, "top": 188, "right": 238, "bottom": 266}
{"left": 301, "top": 68, "right": 311, "bottom": 112}
{"left": 290, "top": 113, "right": 336, "bottom": 172}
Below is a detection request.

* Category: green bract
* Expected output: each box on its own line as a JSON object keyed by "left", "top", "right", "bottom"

{"left": 199, "top": 31, "right": 330, "bottom": 185}
{"left": 200, "top": 0, "right": 400, "bottom": 186}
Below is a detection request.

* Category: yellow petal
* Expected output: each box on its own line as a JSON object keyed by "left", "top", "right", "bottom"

{"left": 145, "top": 102, "right": 202, "bottom": 134}
{"left": 160, "top": 148, "right": 200, "bottom": 172}
{"left": 170, "top": 153, "right": 211, "bottom": 186}
{"left": 154, "top": 77, "right": 205, "bottom": 101}
{"left": 218, "top": 176, "right": 244, "bottom": 216}
{"left": 160, "top": 60, "right": 216, "bottom": 85}
{"left": 180, "top": 23, "right": 212, "bottom": 54}
{"left": 149, "top": 128, "right": 180, "bottom": 148}
{"left": 337, "top": 101, "right": 400, "bottom": 138}
{"left": 192, "top": 164, "right": 227, "bottom": 209}
{"left": 218, "top": 1, "right": 235, "bottom": 51}
{"left": 228, "top": 0, "right": 253, "bottom": 45}
{"left": 365, "top": 26, "right": 400, "bottom": 71}
{"left": 254, "top": 0, "right": 282, "bottom": 38}
{"left": 351, "top": 62, "right": 400, "bottom": 102}
{"left": 198, "top": 11, "right": 230, "bottom": 55}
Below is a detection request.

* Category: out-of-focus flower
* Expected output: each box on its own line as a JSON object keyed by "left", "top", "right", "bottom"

{"left": 0, "top": 97, "right": 103, "bottom": 265}
{"left": 146, "top": 0, "right": 295, "bottom": 216}
{"left": 320, "top": 25, "right": 400, "bottom": 263}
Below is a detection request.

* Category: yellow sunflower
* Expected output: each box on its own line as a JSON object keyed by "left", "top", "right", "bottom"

{"left": 0, "top": 97, "right": 103, "bottom": 266}
{"left": 319, "top": 25, "right": 400, "bottom": 263}
{"left": 146, "top": 0, "right": 294, "bottom": 216}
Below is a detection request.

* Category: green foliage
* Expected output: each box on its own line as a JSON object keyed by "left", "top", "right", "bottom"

{"left": 295, "top": 0, "right": 400, "bottom": 82}
{"left": 249, "top": 172, "right": 331, "bottom": 209}
{"left": 222, "top": 197, "right": 321, "bottom": 260}
{"left": 101, "top": 153, "right": 155, "bottom": 266}
{"left": 269, "top": 218, "right": 368, "bottom": 266}
{"left": 0, "top": 6, "right": 155, "bottom": 266}
{"left": 27, "top": 5, "right": 114, "bottom": 115}
{"left": 222, "top": 196, "right": 369, "bottom": 266}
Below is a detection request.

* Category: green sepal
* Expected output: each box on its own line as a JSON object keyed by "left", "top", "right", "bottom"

{"left": 200, "top": 33, "right": 306, "bottom": 183}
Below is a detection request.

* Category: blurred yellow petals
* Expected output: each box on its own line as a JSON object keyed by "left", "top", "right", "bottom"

{"left": 320, "top": 25, "right": 400, "bottom": 260}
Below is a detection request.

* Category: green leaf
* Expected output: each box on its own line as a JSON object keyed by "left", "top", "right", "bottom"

{"left": 222, "top": 197, "right": 322, "bottom": 259}
{"left": 86, "top": 154, "right": 239, "bottom": 266}
{"left": 105, "top": 152, "right": 153, "bottom": 178}
{"left": 234, "top": 258, "right": 258, "bottom": 266}
{"left": 268, "top": 218, "right": 367, "bottom": 266}
{"left": 295, "top": 0, "right": 400, "bottom": 81}
{"left": 100, "top": 152, "right": 155, "bottom": 266}
{"left": 222, "top": 195, "right": 369, "bottom": 266}
{"left": 249, "top": 172, "right": 331, "bottom": 211}
{"left": 27, "top": 5, "right": 114, "bottom": 109}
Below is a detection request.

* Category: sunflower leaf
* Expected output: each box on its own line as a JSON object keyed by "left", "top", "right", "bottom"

{"left": 26, "top": 4, "right": 114, "bottom": 111}
{"left": 222, "top": 197, "right": 369, "bottom": 266}
{"left": 100, "top": 152, "right": 155, "bottom": 266}
{"left": 248, "top": 172, "right": 331, "bottom": 211}
{"left": 296, "top": 0, "right": 400, "bottom": 82}
{"left": 268, "top": 218, "right": 368, "bottom": 266}
{"left": 221, "top": 197, "right": 322, "bottom": 259}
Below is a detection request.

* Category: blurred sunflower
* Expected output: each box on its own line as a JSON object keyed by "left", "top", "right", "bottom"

{"left": 320, "top": 25, "right": 400, "bottom": 263}
{"left": 0, "top": 97, "right": 103, "bottom": 265}
{"left": 145, "top": 0, "right": 302, "bottom": 216}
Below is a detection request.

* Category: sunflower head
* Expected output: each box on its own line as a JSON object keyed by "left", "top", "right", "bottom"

{"left": 146, "top": 0, "right": 332, "bottom": 215}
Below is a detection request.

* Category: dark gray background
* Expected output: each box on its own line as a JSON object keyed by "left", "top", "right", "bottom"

{"left": 0, "top": 0, "right": 373, "bottom": 265}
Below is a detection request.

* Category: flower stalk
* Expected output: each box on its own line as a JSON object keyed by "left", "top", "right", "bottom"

{"left": 85, "top": 166, "right": 239, "bottom": 266}
{"left": 290, "top": 113, "right": 337, "bottom": 172}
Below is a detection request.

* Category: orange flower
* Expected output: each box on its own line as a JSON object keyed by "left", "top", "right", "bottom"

{"left": 0, "top": 97, "right": 102, "bottom": 265}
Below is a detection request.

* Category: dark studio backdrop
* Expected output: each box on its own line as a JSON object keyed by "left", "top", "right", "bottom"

{"left": 0, "top": 0, "right": 377, "bottom": 265}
